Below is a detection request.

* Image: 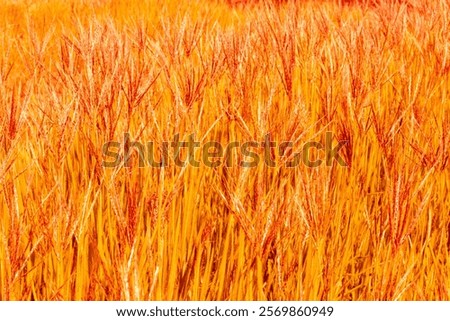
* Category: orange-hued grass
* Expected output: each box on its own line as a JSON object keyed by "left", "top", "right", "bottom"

{"left": 0, "top": 0, "right": 449, "bottom": 300}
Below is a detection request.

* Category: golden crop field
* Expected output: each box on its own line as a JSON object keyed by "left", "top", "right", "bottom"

{"left": 0, "top": 0, "right": 449, "bottom": 301}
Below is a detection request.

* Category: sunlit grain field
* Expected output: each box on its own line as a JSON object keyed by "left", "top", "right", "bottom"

{"left": 0, "top": 0, "right": 449, "bottom": 300}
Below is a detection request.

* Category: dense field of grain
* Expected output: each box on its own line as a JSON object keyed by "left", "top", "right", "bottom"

{"left": 0, "top": 0, "right": 449, "bottom": 300}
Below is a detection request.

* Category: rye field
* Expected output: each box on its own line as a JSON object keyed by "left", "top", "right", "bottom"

{"left": 0, "top": 0, "right": 449, "bottom": 300}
